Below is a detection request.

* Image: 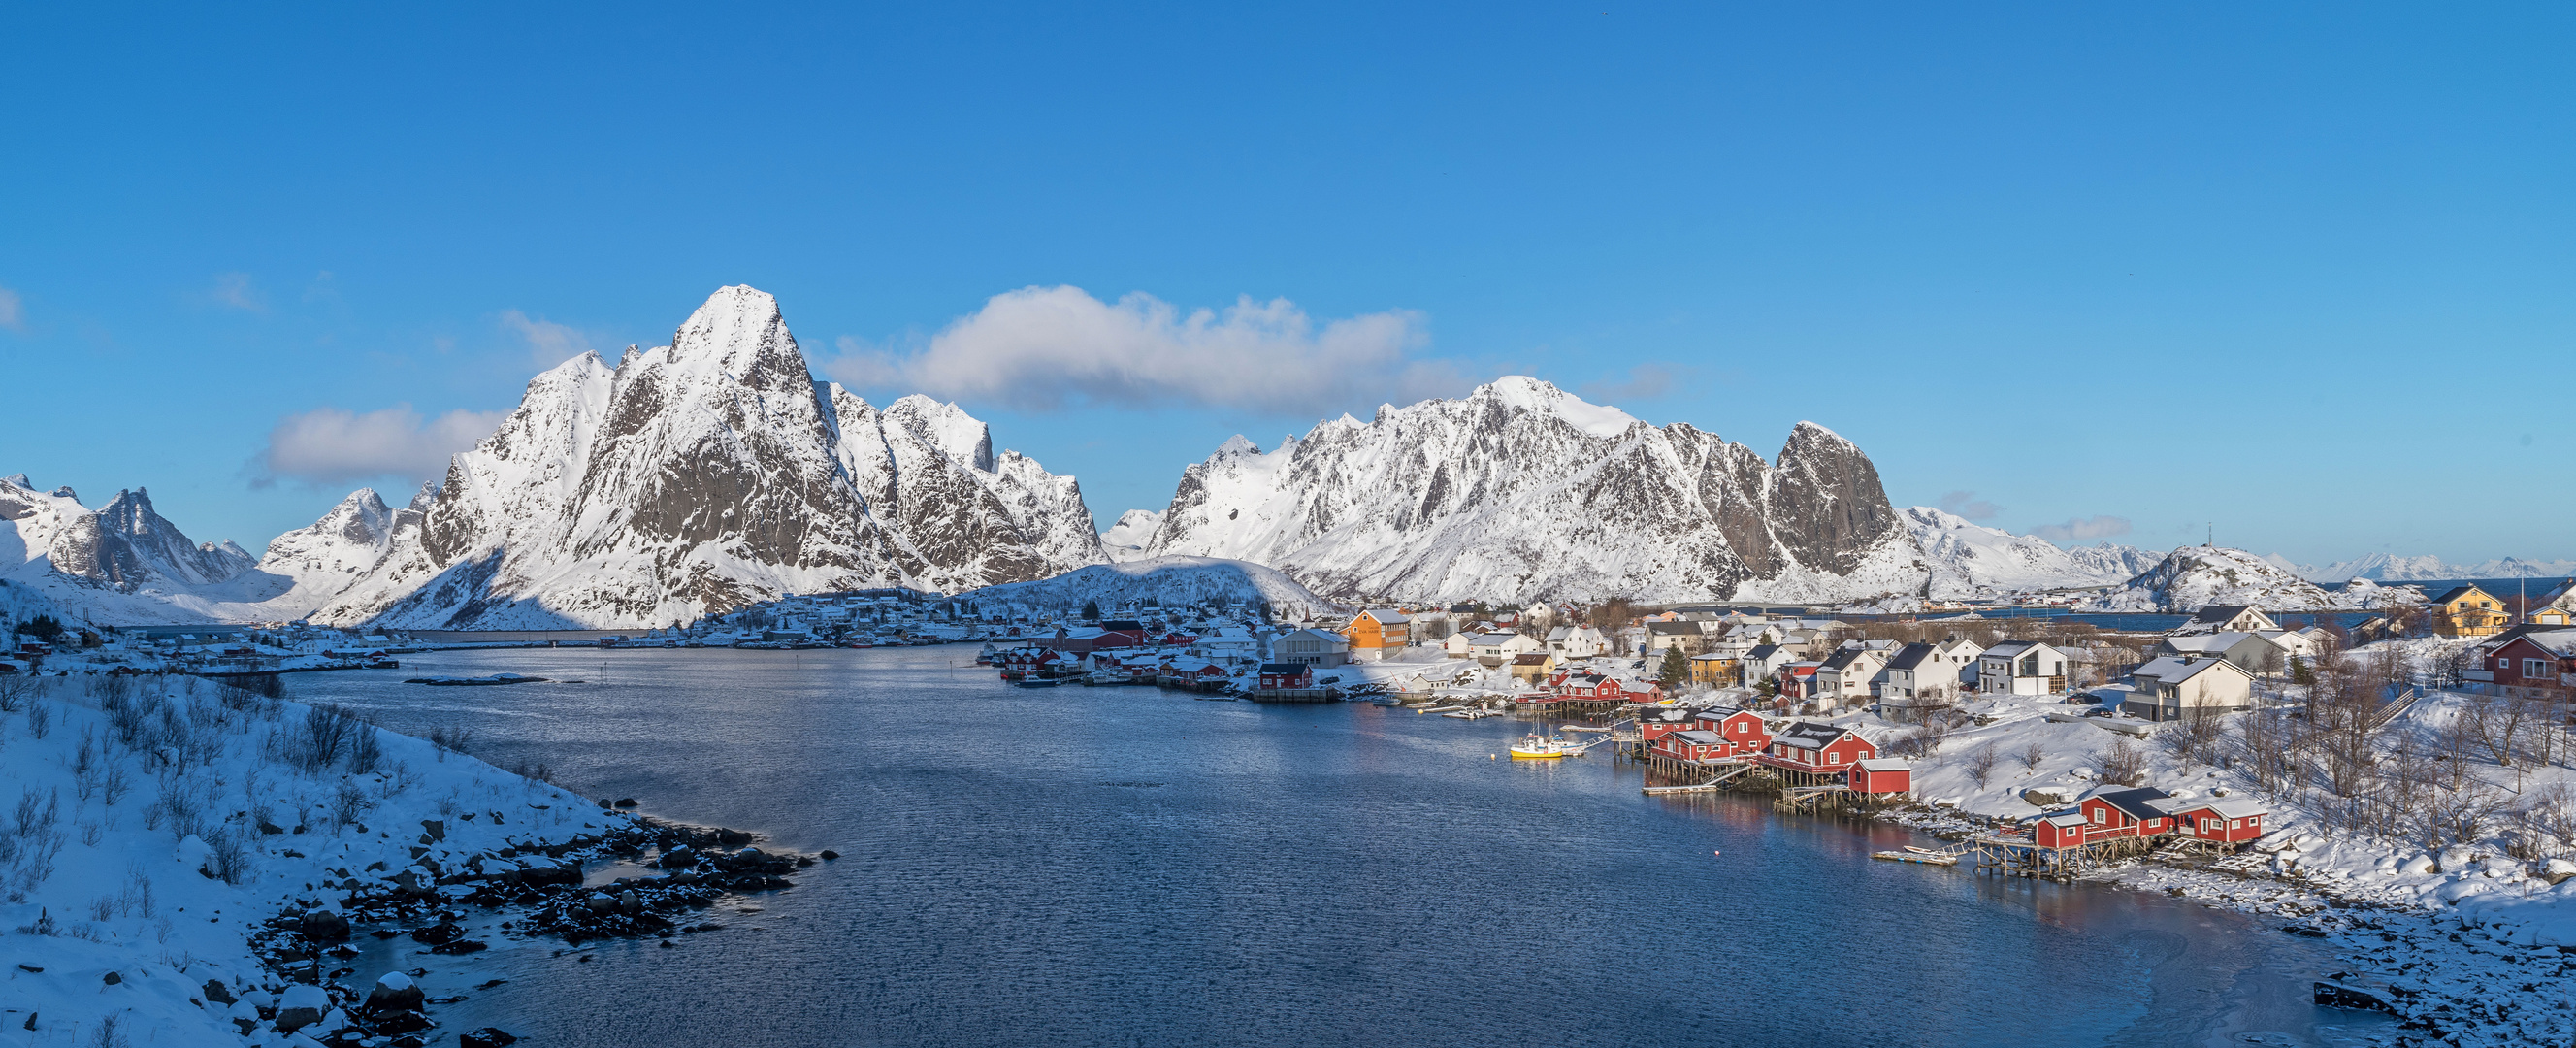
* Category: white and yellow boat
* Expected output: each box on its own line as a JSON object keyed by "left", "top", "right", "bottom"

{"left": 1508, "top": 734, "right": 1588, "bottom": 759}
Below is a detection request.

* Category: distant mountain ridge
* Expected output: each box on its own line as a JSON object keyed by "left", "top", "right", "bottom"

{"left": 2294, "top": 551, "right": 2576, "bottom": 584}
{"left": 1131, "top": 377, "right": 1926, "bottom": 605}
{"left": 1900, "top": 506, "right": 2157, "bottom": 599}
{"left": 2087, "top": 545, "right": 2419, "bottom": 612}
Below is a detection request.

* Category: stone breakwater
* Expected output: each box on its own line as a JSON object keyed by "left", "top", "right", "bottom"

{"left": 233, "top": 812, "right": 825, "bottom": 1047}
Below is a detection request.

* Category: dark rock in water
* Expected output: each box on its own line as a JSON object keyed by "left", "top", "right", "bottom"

{"left": 598, "top": 798, "right": 612, "bottom": 808}
{"left": 203, "top": 978, "right": 237, "bottom": 1005}
{"left": 370, "top": 929, "right": 403, "bottom": 939}
{"left": 459, "top": 1029, "right": 520, "bottom": 1048}
{"left": 655, "top": 845, "right": 698, "bottom": 869}
{"left": 16, "top": 965, "right": 41, "bottom": 973}
{"left": 301, "top": 910, "right": 351, "bottom": 942}
{"left": 614, "top": 798, "right": 637, "bottom": 807}
{"left": 409, "top": 921, "right": 465, "bottom": 945}
{"left": 2284, "top": 924, "right": 2327, "bottom": 937}
{"left": 430, "top": 939, "right": 490, "bottom": 955}
{"left": 372, "top": 1010, "right": 434, "bottom": 1034}
{"left": 364, "top": 983, "right": 425, "bottom": 1015}
{"left": 101, "top": 971, "right": 121, "bottom": 985}
{"left": 715, "top": 828, "right": 752, "bottom": 847}
{"left": 475, "top": 979, "right": 508, "bottom": 990}
{"left": 818, "top": 849, "right": 839, "bottom": 860}
{"left": 2315, "top": 980, "right": 2401, "bottom": 1014}
{"left": 659, "top": 939, "right": 676, "bottom": 949}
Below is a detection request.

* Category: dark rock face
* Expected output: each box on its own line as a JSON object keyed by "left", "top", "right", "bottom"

{"left": 1144, "top": 378, "right": 1924, "bottom": 604}
{"left": 460, "top": 1029, "right": 520, "bottom": 1048}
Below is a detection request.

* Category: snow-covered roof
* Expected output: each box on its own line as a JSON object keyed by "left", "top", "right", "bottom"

{"left": 1983, "top": 640, "right": 2044, "bottom": 658}
{"left": 2132, "top": 655, "right": 2248, "bottom": 684}
{"left": 1775, "top": 721, "right": 1852, "bottom": 750}
{"left": 2148, "top": 795, "right": 2267, "bottom": 819}
{"left": 1358, "top": 608, "right": 1410, "bottom": 624}
{"left": 1884, "top": 641, "right": 1936, "bottom": 671}
{"left": 1853, "top": 758, "right": 1908, "bottom": 772}
{"left": 1668, "top": 730, "right": 1724, "bottom": 745}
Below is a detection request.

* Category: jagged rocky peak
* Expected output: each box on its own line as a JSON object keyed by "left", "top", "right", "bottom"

{"left": 1143, "top": 378, "right": 1924, "bottom": 604}
{"left": 283, "top": 284, "right": 1106, "bottom": 629}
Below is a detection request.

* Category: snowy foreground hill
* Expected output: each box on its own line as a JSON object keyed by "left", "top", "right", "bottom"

{"left": 0, "top": 675, "right": 614, "bottom": 1047}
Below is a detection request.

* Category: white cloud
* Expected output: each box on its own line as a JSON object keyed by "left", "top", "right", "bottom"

{"left": 210, "top": 272, "right": 265, "bottom": 311}
{"left": 823, "top": 286, "right": 1472, "bottom": 414}
{"left": 253, "top": 404, "right": 506, "bottom": 488}
{"left": 0, "top": 285, "right": 21, "bottom": 330}
{"left": 2034, "top": 515, "right": 2134, "bottom": 543}
{"left": 1939, "top": 490, "right": 2002, "bottom": 521}
{"left": 501, "top": 309, "right": 592, "bottom": 369}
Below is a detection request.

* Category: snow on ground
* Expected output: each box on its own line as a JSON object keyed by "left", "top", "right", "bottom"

{"left": 0, "top": 673, "right": 603, "bottom": 1047}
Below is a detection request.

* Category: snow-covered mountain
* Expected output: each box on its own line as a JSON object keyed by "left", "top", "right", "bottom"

{"left": 286, "top": 285, "right": 1105, "bottom": 629}
{"left": 2086, "top": 545, "right": 2422, "bottom": 612}
{"left": 955, "top": 556, "right": 1339, "bottom": 620}
{"left": 0, "top": 475, "right": 279, "bottom": 625}
{"left": 1139, "top": 377, "right": 1924, "bottom": 605}
{"left": 1903, "top": 507, "right": 2158, "bottom": 598}
{"left": 1098, "top": 509, "right": 1162, "bottom": 563}
{"left": 2301, "top": 552, "right": 2576, "bottom": 583}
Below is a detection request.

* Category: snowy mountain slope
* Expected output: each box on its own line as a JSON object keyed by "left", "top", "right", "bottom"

{"left": 2086, "top": 545, "right": 2423, "bottom": 612}
{"left": 2302, "top": 552, "right": 2576, "bottom": 583}
{"left": 956, "top": 555, "right": 1341, "bottom": 619}
{"left": 298, "top": 285, "right": 1105, "bottom": 629}
{"left": 1098, "top": 509, "right": 1163, "bottom": 562}
{"left": 1140, "top": 377, "right": 1925, "bottom": 605}
{"left": 1903, "top": 507, "right": 2158, "bottom": 598}
{"left": 0, "top": 475, "right": 281, "bottom": 624}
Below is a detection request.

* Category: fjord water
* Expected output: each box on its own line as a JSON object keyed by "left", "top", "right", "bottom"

{"left": 306, "top": 648, "right": 2386, "bottom": 1048}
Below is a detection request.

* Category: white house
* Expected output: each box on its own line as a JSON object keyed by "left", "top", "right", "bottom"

{"left": 1273, "top": 628, "right": 1350, "bottom": 668}
{"left": 1811, "top": 646, "right": 1888, "bottom": 709}
{"left": 1977, "top": 640, "right": 2071, "bottom": 696}
{"left": 1878, "top": 640, "right": 1976, "bottom": 721}
{"left": 1546, "top": 625, "right": 1610, "bottom": 659}
{"left": 1934, "top": 638, "right": 1985, "bottom": 689}
{"left": 2123, "top": 655, "right": 2255, "bottom": 721}
{"left": 1466, "top": 631, "right": 1544, "bottom": 665}
{"left": 2174, "top": 606, "right": 2281, "bottom": 637}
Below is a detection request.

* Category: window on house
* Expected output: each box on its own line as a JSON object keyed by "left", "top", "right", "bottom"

{"left": 2092, "top": 808, "right": 2105, "bottom": 824}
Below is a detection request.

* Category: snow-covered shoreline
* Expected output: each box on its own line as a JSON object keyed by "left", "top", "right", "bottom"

{"left": 0, "top": 673, "right": 659, "bottom": 1047}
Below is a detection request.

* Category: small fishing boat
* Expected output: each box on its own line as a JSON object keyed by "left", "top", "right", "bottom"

{"left": 1508, "top": 734, "right": 1588, "bottom": 759}
{"left": 1014, "top": 678, "right": 1064, "bottom": 689}
{"left": 1561, "top": 725, "right": 1613, "bottom": 734}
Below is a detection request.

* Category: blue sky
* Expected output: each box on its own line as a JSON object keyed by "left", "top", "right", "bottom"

{"left": 3, "top": 3, "right": 2569, "bottom": 566}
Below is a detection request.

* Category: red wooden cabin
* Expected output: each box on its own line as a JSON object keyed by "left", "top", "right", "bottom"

{"left": 1652, "top": 730, "right": 1735, "bottom": 763}
{"left": 1847, "top": 758, "right": 1911, "bottom": 795}
{"left": 2150, "top": 796, "right": 2267, "bottom": 843}
{"left": 1758, "top": 721, "right": 1875, "bottom": 773}
{"left": 2074, "top": 787, "right": 2174, "bottom": 842}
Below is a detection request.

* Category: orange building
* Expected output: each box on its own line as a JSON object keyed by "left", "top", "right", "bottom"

{"left": 1341, "top": 609, "right": 1412, "bottom": 659}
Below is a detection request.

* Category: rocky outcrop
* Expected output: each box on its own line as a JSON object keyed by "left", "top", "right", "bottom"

{"left": 2086, "top": 545, "right": 2420, "bottom": 612}
{"left": 1141, "top": 377, "right": 1926, "bottom": 604}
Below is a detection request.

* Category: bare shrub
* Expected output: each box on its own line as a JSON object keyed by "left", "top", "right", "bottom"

{"left": 0, "top": 674, "right": 37, "bottom": 713}
{"left": 1966, "top": 741, "right": 2000, "bottom": 788}
{"left": 346, "top": 725, "right": 384, "bottom": 776}
{"left": 429, "top": 724, "right": 473, "bottom": 759}
{"left": 2019, "top": 741, "right": 2046, "bottom": 770}
{"left": 2099, "top": 737, "right": 2147, "bottom": 787}
{"left": 26, "top": 700, "right": 50, "bottom": 739}
{"left": 287, "top": 704, "right": 362, "bottom": 772}
{"left": 329, "top": 781, "right": 371, "bottom": 832}
{"left": 200, "top": 826, "right": 249, "bottom": 885}
{"left": 507, "top": 759, "right": 556, "bottom": 785}
{"left": 101, "top": 764, "right": 133, "bottom": 806}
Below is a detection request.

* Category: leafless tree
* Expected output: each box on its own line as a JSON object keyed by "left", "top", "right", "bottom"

{"left": 2019, "top": 740, "right": 2046, "bottom": 771}
{"left": 1966, "top": 741, "right": 2000, "bottom": 788}
{"left": 2099, "top": 737, "right": 2147, "bottom": 787}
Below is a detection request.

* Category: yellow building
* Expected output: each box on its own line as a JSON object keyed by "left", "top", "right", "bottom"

{"left": 1689, "top": 652, "right": 1741, "bottom": 686}
{"left": 2430, "top": 585, "right": 2510, "bottom": 638}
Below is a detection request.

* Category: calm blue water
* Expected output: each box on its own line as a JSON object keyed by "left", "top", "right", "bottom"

{"left": 295, "top": 648, "right": 2389, "bottom": 1048}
